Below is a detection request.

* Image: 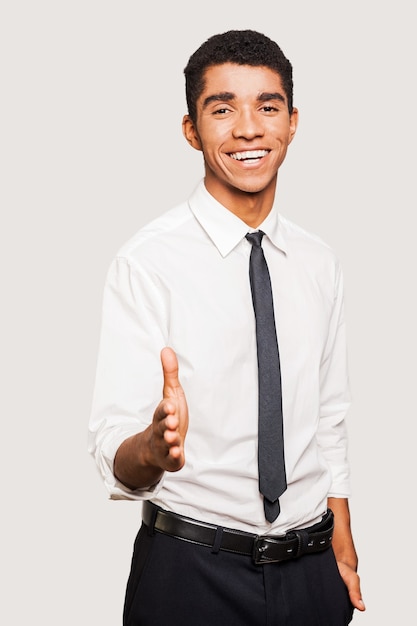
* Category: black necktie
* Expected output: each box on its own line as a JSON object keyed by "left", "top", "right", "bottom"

{"left": 246, "top": 230, "right": 286, "bottom": 522}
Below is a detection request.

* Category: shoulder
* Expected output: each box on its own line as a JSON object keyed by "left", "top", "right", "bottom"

{"left": 279, "top": 214, "right": 340, "bottom": 266}
{"left": 278, "top": 215, "right": 344, "bottom": 297}
{"left": 116, "top": 200, "right": 194, "bottom": 264}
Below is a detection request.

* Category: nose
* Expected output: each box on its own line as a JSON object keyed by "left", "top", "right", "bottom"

{"left": 232, "top": 109, "right": 264, "bottom": 140}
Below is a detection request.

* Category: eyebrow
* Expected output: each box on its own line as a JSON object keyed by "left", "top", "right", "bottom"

{"left": 258, "top": 92, "right": 286, "bottom": 104}
{"left": 202, "top": 91, "right": 286, "bottom": 109}
{"left": 202, "top": 92, "right": 235, "bottom": 108}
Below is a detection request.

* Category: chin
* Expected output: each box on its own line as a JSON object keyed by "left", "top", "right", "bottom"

{"left": 234, "top": 180, "right": 273, "bottom": 195}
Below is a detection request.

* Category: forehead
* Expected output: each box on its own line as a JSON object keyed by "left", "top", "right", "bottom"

{"left": 199, "top": 63, "right": 286, "bottom": 103}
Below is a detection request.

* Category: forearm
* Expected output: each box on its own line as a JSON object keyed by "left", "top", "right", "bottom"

{"left": 327, "top": 497, "right": 358, "bottom": 570}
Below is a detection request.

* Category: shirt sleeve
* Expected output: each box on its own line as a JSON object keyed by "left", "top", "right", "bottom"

{"left": 88, "top": 255, "right": 168, "bottom": 500}
{"left": 317, "top": 262, "right": 352, "bottom": 497}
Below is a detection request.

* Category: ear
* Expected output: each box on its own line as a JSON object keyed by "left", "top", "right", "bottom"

{"left": 182, "top": 115, "right": 202, "bottom": 151}
{"left": 288, "top": 107, "right": 299, "bottom": 144}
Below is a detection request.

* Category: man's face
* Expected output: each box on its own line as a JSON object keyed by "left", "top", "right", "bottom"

{"left": 183, "top": 63, "right": 298, "bottom": 208}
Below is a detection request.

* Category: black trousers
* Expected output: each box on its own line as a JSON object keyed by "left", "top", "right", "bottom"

{"left": 123, "top": 523, "right": 354, "bottom": 626}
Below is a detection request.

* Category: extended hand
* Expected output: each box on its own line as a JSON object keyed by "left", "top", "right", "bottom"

{"left": 150, "top": 347, "right": 189, "bottom": 472}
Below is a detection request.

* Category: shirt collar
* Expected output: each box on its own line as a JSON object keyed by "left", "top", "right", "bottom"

{"left": 188, "top": 180, "right": 288, "bottom": 257}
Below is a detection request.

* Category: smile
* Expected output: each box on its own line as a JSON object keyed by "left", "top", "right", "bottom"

{"left": 229, "top": 150, "right": 270, "bottom": 161}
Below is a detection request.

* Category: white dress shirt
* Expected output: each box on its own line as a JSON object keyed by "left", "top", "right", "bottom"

{"left": 88, "top": 181, "right": 351, "bottom": 535}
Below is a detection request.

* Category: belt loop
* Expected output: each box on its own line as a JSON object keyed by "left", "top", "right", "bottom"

{"left": 145, "top": 502, "right": 158, "bottom": 536}
{"left": 293, "top": 529, "right": 309, "bottom": 558}
{"left": 211, "top": 526, "right": 224, "bottom": 554}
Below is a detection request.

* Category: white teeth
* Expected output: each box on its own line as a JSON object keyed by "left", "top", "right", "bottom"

{"left": 229, "top": 150, "right": 269, "bottom": 161}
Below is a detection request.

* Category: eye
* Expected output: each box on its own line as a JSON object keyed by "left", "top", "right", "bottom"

{"left": 213, "top": 107, "right": 231, "bottom": 115}
{"left": 261, "top": 105, "right": 279, "bottom": 113}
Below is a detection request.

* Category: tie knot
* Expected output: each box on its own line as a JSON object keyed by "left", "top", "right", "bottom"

{"left": 246, "top": 230, "right": 265, "bottom": 247}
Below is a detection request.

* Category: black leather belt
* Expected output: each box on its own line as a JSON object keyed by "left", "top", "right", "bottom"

{"left": 142, "top": 501, "right": 334, "bottom": 565}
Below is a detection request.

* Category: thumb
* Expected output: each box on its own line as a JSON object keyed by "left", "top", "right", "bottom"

{"left": 161, "top": 347, "right": 181, "bottom": 398}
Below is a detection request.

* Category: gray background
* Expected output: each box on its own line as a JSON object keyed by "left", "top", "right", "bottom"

{"left": 1, "top": 1, "right": 415, "bottom": 624}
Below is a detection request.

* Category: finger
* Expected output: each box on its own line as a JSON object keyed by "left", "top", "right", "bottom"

{"left": 167, "top": 445, "right": 183, "bottom": 461}
{"left": 353, "top": 598, "right": 366, "bottom": 612}
{"left": 161, "top": 347, "right": 181, "bottom": 398}
{"left": 349, "top": 588, "right": 366, "bottom": 612}
{"left": 153, "top": 399, "right": 176, "bottom": 424}
{"left": 162, "top": 415, "right": 181, "bottom": 438}
{"left": 341, "top": 566, "right": 365, "bottom": 612}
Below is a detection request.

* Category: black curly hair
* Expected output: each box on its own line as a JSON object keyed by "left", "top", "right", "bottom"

{"left": 184, "top": 30, "right": 293, "bottom": 123}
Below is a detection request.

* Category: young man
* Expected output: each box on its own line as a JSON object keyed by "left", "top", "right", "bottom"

{"left": 89, "top": 30, "right": 365, "bottom": 625}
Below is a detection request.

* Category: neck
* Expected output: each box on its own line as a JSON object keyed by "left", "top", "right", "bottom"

{"left": 204, "top": 177, "right": 277, "bottom": 228}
